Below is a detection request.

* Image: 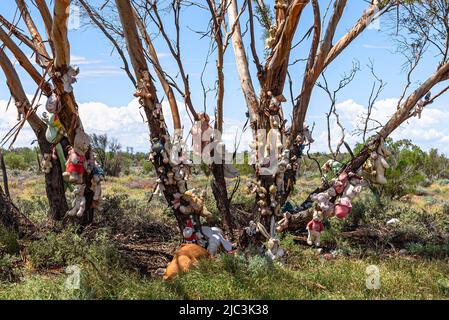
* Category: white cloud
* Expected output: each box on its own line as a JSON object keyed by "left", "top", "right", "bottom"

{"left": 0, "top": 96, "right": 248, "bottom": 153}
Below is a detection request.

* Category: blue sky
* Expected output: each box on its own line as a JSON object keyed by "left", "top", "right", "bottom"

{"left": 1, "top": 1, "right": 449, "bottom": 154}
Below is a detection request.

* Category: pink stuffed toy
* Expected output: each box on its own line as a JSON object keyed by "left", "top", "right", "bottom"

{"left": 335, "top": 197, "right": 352, "bottom": 219}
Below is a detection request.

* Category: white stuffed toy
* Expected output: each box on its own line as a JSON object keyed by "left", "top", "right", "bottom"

{"left": 306, "top": 209, "right": 324, "bottom": 247}
{"left": 257, "top": 218, "right": 284, "bottom": 261}
{"left": 67, "top": 184, "right": 86, "bottom": 218}
{"left": 200, "top": 226, "right": 233, "bottom": 256}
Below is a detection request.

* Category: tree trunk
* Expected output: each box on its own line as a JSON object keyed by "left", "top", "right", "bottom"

{"left": 210, "top": 164, "right": 233, "bottom": 237}
{"left": 0, "top": 47, "right": 69, "bottom": 221}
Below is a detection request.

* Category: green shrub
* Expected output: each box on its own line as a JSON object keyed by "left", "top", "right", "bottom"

{"left": 0, "top": 226, "right": 20, "bottom": 255}
{"left": 0, "top": 254, "right": 21, "bottom": 282}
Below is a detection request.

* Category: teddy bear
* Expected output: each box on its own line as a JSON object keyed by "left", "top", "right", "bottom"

{"left": 321, "top": 159, "right": 343, "bottom": 175}
{"left": 179, "top": 189, "right": 213, "bottom": 221}
{"left": 63, "top": 147, "right": 86, "bottom": 184}
{"left": 60, "top": 65, "right": 80, "bottom": 93}
{"left": 302, "top": 126, "right": 315, "bottom": 145}
{"left": 269, "top": 185, "right": 280, "bottom": 216}
{"left": 171, "top": 193, "right": 183, "bottom": 209}
{"left": 306, "top": 207, "right": 324, "bottom": 247}
{"left": 200, "top": 226, "right": 234, "bottom": 256}
{"left": 41, "top": 153, "right": 53, "bottom": 174}
{"left": 67, "top": 184, "right": 86, "bottom": 218}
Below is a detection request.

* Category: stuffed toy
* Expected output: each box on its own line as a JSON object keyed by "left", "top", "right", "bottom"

{"left": 162, "top": 244, "right": 210, "bottom": 280}
{"left": 91, "top": 163, "right": 104, "bottom": 202}
{"left": 190, "top": 112, "right": 212, "bottom": 158}
{"left": 179, "top": 189, "right": 213, "bottom": 221}
{"left": 264, "top": 27, "right": 277, "bottom": 49}
{"left": 372, "top": 140, "right": 391, "bottom": 185}
{"left": 173, "top": 166, "right": 187, "bottom": 193}
{"left": 134, "top": 71, "right": 153, "bottom": 101}
{"left": 267, "top": 91, "right": 287, "bottom": 113}
{"left": 200, "top": 226, "right": 234, "bottom": 256}
{"left": 276, "top": 211, "right": 291, "bottom": 233}
{"left": 43, "top": 113, "right": 65, "bottom": 145}
{"left": 171, "top": 193, "right": 182, "bottom": 209}
{"left": 153, "top": 178, "right": 165, "bottom": 197}
{"left": 302, "top": 126, "right": 315, "bottom": 145}
{"left": 257, "top": 220, "right": 284, "bottom": 260}
{"left": 183, "top": 219, "right": 197, "bottom": 243}
{"left": 59, "top": 65, "right": 79, "bottom": 93}
{"left": 245, "top": 220, "right": 258, "bottom": 236}
{"left": 40, "top": 153, "right": 53, "bottom": 174}
{"left": 334, "top": 172, "right": 349, "bottom": 194}
{"left": 269, "top": 185, "right": 280, "bottom": 216}
{"left": 67, "top": 184, "right": 86, "bottom": 218}
{"left": 63, "top": 147, "right": 86, "bottom": 184}
{"left": 322, "top": 159, "right": 343, "bottom": 175}
{"left": 15, "top": 100, "right": 25, "bottom": 121}
{"left": 45, "top": 93, "right": 62, "bottom": 114}
{"left": 335, "top": 197, "right": 352, "bottom": 219}
{"left": 306, "top": 208, "right": 324, "bottom": 246}
{"left": 411, "top": 91, "right": 431, "bottom": 119}
{"left": 344, "top": 175, "right": 363, "bottom": 199}
{"left": 310, "top": 187, "right": 336, "bottom": 216}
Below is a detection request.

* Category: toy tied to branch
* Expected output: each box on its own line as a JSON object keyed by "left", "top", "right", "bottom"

{"left": 54, "top": 65, "right": 79, "bottom": 93}
{"left": 63, "top": 129, "right": 91, "bottom": 185}
{"left": 364, "top": 138, "right": 391, "bottom": 185}
{"left": 67, "top": 184, "right": 86, "bottom": 218}
{"left": 257, "top": 218, "right": 284, "bottom": 261}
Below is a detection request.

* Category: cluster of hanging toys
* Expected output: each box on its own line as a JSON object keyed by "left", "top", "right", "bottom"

{"left": 39, "top": 65, "right": 105, "bottom": 218}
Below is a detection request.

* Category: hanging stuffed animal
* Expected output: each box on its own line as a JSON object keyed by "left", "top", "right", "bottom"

{"left": 310, "top": 187, "right": 336, "bottom": 216}
{"left": 322, "top": 159, "right": 343, "bottom": 175}
{"left": 67, "top": 184, "right": 86, "bottom": 218}
{"left": 190, "top": 112, "right": 212, "bottom": 159}
{"left": 200, "top": 226, "right": 234, "bottom": 256}
{"left": 171, "top": 193, "right": 182, "bottom": 209}
{"left": 344, "top": 174, "right": 363, "bottom": 199}
{"left": 335, "top": 197, "right": 352, "bottom": 219}
{"left": 269, "top": 185, "right": 280, "bottom": 216}
{"left": 60, "top": 65, "right": 80, "bottom": 93}
{"left": 333, "top": 172, "right": 349, "bottom": 195}
{"left": 15, "top": 100, "right": 25, "bottom": 121}
{"left": 411, "top": 91, "right": 431, "bottom": 119}
{"left": 264, "top": 27, "right": 277, "bottom": 49}
{"left": 306, "top": 207, "right": 324, "bottom": 247}
{"left": 90, "top": 162, "right": 104, "bottom": 204}
{"left": 302, "top": 126, "right": 315, "bottom": 145}
{"left": 41, "top": 153, "right": 53, "bottom": 174}
{"left": 63, "top": 147, "right": 85, "bottom": 184}
{"left": 276, "top": 211, "right": 291, "bottom": 233}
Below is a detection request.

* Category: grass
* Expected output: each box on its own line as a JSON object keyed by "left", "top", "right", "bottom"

{"left": 1, "top": 248, "right": 448, "bottom": 300}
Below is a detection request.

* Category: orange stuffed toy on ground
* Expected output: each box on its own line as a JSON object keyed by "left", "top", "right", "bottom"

{"left": 163, "top": 243, "right": 210, "bottom": 280}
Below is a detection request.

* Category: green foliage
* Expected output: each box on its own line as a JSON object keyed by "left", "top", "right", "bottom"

{"left": 0, "top": 226, "right": 20, "bottom": 255}
{"left": 2, "top": 148, "right": 38, "bottom": 171}
{"left": 28, "top": 227, "right": 121, "bottom": 270}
